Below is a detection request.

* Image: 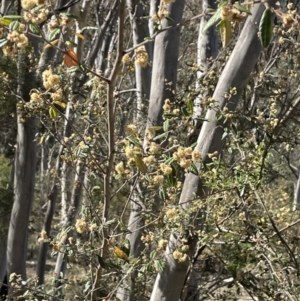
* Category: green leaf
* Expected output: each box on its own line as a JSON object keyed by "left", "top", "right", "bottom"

{"left": 159, "top": 185, "right": 166, "bottom": 201}
{"left": 217, "top": 19, "right": 226, "bottom": 29}
{"left": 167, "top": 164, "right": 177, "bottom": 187}
{"left": 0, "top": 39, "right": 8, "bottom": 48}
{"left": 66, "top": 66, "right": 80, "bottom": 73}
{"left": 259, "top": 8, "right": 273, "bottom": 48}
{"left": 49, "top": 28, "right": 60, "bottom": 41}
{"left": 163, "top": 113, "right": 180, "bottom": 118}
{"left": 32, "top": 4, "right": 45, "bottom": 12}
{"left": 3, "top": 15, "right": 22, "bottom": 19}
{"left": 148, "top": 126, "right": 163, "bottom": 131}
{"left": 134, "top": 155, "right": 147, "bottom": 174}
{"left": 60, "top": 12, "right": 77, "bottom": 19}
{"left": 165, "top": 157, "right": 175, "bottom": 164}
{"left": 219, "top": 19, "right": 232, "bottom": 47}
{"left": 9, "top": 20, "right": 19, "bottom": 31}
{"left": 233, "top": 3, "right": 252, "bottom": 14}
{"left": 163, "top": 119, "right": 169, "bottom": 132}
{"left": 218, "top": 0, "right": 228, "bottom": 8}
{"left": 165, "top": 16, "right": 175, "bottom": 22}
{"left": 188, "top": 162, "right": 199, "bottom": 176}
{"left": 202, "top": 8, "right": 221, "bottom": 33}
{"left": 121, "top": 239, "right": 130, "bottom": 257}
{"left": 127, "top": 136, "right": 142, "bottom": 146}
{"left": 96, "top": 255, "right": 117, "bottom": 269}
{"left": 181, "top": 107, "right": 190, "bottom": 117}
{"left": 153, "top": 132, "right": 167, "bottom": 141}
{"left": 29, "top": 24, "right": 40, "bottom": 34}
{"left": 150, "top": 250, "right": 157, "bottom": 259}
{"left": 221, "top": 131, "right": 228, "bottom": 140}
{"left": 0, "top": 18, "right": 11, "bottom": 26}
{"left": 49, "top": 106, "right": 58, "bottom": 119}
{"left": 187, "top": 99, "right": 194, "bottom": 113}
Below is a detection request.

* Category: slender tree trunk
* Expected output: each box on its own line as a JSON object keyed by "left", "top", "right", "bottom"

{"left": 0, "top": 165, "right": 14, "bottom": 292}
{"left": 128, "top": 0, "right": 152, "bottom": 120}
{"left": 149, "top": 2, "right": 275, "bottom": 300}
{"left": 148, "top": 0, "right": 160, "bottom": 37}
{"left": 183, "top": 0, "right": 218, "bottom": 298}
{"left": 293, "top": 162, "right": 300, "bottom": 211}
{"left": 145, "top": 0, "right": 185, "bottom": 133}
{"left": 7, "top": 110, "right": 36, "bottom": 281}
{"left": 188, "top": 0, "right": 218, "bottom": 144}
{"left": 6, "top": 51, "right": 37, "bottom": 299}
{"left": 50, "top": 161, "right": 85, "bottom": 301}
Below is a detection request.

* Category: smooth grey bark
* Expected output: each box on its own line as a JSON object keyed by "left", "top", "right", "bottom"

{"left": 38, "top": 0, "right": 72, "bottom": 70}
{"left": 36, "top": 143, "right": 62, "bottom": 285}
{"left": 149, "top": 2, "right": 275, "bottom": 300}
{"left": 148, "top": 0, "right": 160, "bottom": 37}
{"left": 146, "top": 0, "right": 186, "bottom": 132}
{"left": 50, "top": 161, "right": 85, "bottom": 296}
{"left": 184, "top": 1, "right": 218, "bottom": 299}
{"left": 7, "top": 111, "right": 36, "bottom": 280}
{"left": 293, "top": 162, "right": 300, "bottom": 211}
{"left": 128, "top": 0, "right": 152, "bottom": 120}
{"left": 193, "top": 0, "right": 218, "bottom": 121}
{"left": 6, "top": 51, "right": 38, "bottom": 295}
{"left": 0, "top": 238, "right": 7, "bottom": 286}
{"left": 0, "top": 166, "right": 14, "bottom": 288}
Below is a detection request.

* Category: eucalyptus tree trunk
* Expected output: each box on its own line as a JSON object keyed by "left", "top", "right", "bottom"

{"left": 50, "top": 161, "right": 85, "bottom": 301}
{"left": 6, "top": 52, "right": 37, "bottom": 295}
{"left": 128, "top": 0, "right": 152, "bottom": 120}
{"left": 183, "top": 0, "right": 218, "bottom": 299}
{"left": 0, "top": 165, "right": 14, "bottom": 292}
{"left": 293, "top": 163, "right": 300, "bottom": 211}
{"left": 149, "top": 2, "right": 275, "bottom": 300}
{"left": 116, "top": 1, "right": 186, "bottom": 300}
{"left": 188, "top": 0, "right": 218, "bottom": 144}
{"left": 7, "top": 108, "right": 36, "bottom": 281}
{"left": 148, "top": 0, "right": 160, "bottom": 37}
{"left": 145, "top": 0, "right": 186, "bottom": 132}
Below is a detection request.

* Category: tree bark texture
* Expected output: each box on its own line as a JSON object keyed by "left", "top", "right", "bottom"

{"left": 7, "top": 113, "right": 36, "bottom": 280}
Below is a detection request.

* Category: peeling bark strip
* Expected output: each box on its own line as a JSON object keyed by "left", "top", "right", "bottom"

{"left": 150, "top": 2, "right": 276, "bottom": 300}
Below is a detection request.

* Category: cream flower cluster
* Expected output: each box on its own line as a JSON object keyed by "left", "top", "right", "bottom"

{"left": 122, "top": 53, "right": 131, "bottom": 65}
{"left": 152, "top": 0, "right": 175, "bottom": 22}
{"left": 22, "top": 0, "right": 50, "bottom": 24}
{"left": 42, "top": 68, "right": 60, "bottom": 89}
{"left": 173, "top": 249, "right": 187, "bottom": 262}
{"left": 135, "top": 46, "right": 148, "bottom": 68}
{"left": 2, "top": 30, "right": 28, "bottom": 56}
{"left": 23, "top": 8, "right": 49, "bottom": 24}
{"left": 173, "top": 147, "right": 201, "bottom": 169}
{"left": 75, "top": 219, "right": 87, "bottom": 234}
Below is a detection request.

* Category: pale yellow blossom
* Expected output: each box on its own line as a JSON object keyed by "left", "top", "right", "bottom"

{"left": 115, "top": 162, "right": 125, "bottom": 174}
{"left": 75, "top": 219, "right": 87, "bottom": 234}
{"left": 153, "top": 175, "right": 164, "bottom": 184}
